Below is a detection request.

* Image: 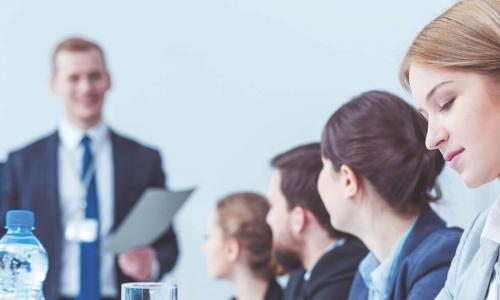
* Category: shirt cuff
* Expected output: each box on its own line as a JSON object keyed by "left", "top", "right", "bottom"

{"left": 149, "top": 258, "right": 161, "bottom": 281}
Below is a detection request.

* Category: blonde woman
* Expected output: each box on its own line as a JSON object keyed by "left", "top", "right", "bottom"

{"left": 400, "top": 0, "right": 500, "bottom": 299}
{"left": 204, "top": 192, "right": 283, "bottom": 300}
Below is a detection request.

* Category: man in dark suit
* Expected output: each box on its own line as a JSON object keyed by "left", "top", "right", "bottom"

{"left": 0, "top": 37, "right": 178, "bottom": 300}
{"left": 266, "top": 143, "right": 367, "bottom": 300}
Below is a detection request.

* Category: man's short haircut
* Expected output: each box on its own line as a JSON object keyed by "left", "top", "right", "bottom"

{"left": 52, "top": 37, "right": 107, "bottom": 72}
{"left": 271, "top": 143, "right": 348, "bottom": 239}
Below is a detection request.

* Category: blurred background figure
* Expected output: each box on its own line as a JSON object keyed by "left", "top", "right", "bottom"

{"left": 204, "top": 192, "right": 283, "bottom": 300}
{"left": 318, "top": 90, "right": 462, "bottom": 300}
{"left": 0, "top": 37, "right": 179, "bottom": 300}
{"left": 266, "top": 143, "right": 367, "bottom": 300}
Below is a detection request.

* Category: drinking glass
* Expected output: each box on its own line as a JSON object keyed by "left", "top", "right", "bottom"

{"left": 121, "top": 282, "right": 177, "bottom": 300}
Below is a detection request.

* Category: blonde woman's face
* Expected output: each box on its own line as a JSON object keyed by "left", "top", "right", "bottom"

{"left": 409, "top": 63, "right": 500, "bottom": 187}
{"left": 203, "top": 212, "right": 233, "bottom": 279}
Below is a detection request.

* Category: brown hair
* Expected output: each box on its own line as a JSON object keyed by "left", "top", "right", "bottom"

{"left": 321, "top": 90, "right": 445, "bottom": 215}
{"left": 271, "top": 143, "right": 348, "bottom": 239}
{"left": 400, "top": 0, "right": 500, "bottom": 90}
{"left": 52, "top": 37, "right": 107, "bottom": 72}
{"left": 216, "top": 192, "right": 277, "bottom": 279}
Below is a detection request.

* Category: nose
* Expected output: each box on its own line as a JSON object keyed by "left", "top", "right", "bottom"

{"left": 78, "top": 77, "right": 93, "bottom": 95}
{"left": 425, "top": 116, "right": 447, "bottom": 151}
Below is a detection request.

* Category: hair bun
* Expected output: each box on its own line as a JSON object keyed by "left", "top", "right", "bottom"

{"left": 321, "top": 90, "right": 446, "bottom": 215}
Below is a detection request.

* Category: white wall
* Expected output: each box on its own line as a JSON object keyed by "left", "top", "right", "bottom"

{"left": 1, "top": 1, "right": 498, "bottom": 299}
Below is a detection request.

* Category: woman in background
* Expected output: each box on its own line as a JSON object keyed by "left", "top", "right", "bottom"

{"left": 204, "top": 192, "right": 283, "bottom": 300}
{"left": 400, "top": 0, "right": 500, "bottom": 298}
{"left": 317, "top": 90, "right": 462, "bottom": 300}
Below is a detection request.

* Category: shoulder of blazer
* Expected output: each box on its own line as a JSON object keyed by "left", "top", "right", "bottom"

{"left": 400, "top": 207, "right": 463, "bottom": 266}
{"left": 398, "top": 206, "right": 449, "bottom": 258}
{"left": 109, "top": 129, "right": 160, "bottom": 158}
{"left": 7, "top": 132, "right": 58, "bottom": 163}
{"left": 406, "top": 226, "right": 462, "bottom": 268}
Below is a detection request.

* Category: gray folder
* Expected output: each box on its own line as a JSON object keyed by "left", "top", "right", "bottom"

{"left": 103, "top": 187, "right": 194, "bottom": 254}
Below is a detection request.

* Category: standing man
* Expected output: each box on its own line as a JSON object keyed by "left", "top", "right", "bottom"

{"left": 266, "top": 143, "right": 367, "bottom": 300}
{"left": 0, "top": 37, "right": 178, "bottom": 300}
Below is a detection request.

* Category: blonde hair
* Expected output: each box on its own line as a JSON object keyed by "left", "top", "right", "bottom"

{"left": 400, "top": 0, "right": 500, "bottom": 90}
{"left": 216, "top": 192, "right": 278, "bottom": 279}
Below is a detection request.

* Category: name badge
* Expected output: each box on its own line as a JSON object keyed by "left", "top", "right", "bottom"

{"left": 65, "top": 218, "right": 98, "bottom": 243}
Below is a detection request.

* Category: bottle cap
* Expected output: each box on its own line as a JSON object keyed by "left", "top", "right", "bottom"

{"left": 6, "top": 210, "right": 35, "bottom": 228}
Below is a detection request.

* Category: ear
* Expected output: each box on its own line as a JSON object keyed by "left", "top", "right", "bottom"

{"left": 105, "top": 71, "right": 112, "bottom": 91}
{"left": 49, "top": 75, "right": 58, "bottom": 95}
{"left": 339, "top": 165, "right": 360, "bottom": 199}
{"left": 289, "top": 205, "right": 307, "bottom": 235}
{"left": 226, "top": 237, "right": 241, "bottom": 263}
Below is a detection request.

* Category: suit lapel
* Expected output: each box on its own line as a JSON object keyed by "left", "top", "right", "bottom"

{"left": 349, "top": 274, "right": 368, "bottom": 300}
{"left": 388, "top": 206, "right": 443, "bottom": 299}
{"left": 46, "top": 132, "right": 63, "bottom": 237}
{"left": 458, "top": 239, "right": 499, "bottom": 300}
{"left": 110, "top": 131, "right": 127, "bottom": 232}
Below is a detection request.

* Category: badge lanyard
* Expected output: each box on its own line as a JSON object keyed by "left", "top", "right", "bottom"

{"left": 63, "top": 139, "right": 103, "bottom": 243}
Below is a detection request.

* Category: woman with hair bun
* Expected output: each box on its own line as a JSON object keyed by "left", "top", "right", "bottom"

{"left": 400, "top": 0, "right": 500, "bottom": 298}
{"left": 203, "top": 192, "right": 283, "bottom": 300}
{"left": 317, "top": 90, "right": 462, "bottom": 300}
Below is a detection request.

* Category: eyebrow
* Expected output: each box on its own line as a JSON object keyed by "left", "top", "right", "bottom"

{"left": 426, "top": 80, "right": 453, "bottom": 102}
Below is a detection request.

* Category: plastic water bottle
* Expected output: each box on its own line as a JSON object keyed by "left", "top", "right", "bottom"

{"left": 0, "top": 210, "right": 48, "bottom": 299}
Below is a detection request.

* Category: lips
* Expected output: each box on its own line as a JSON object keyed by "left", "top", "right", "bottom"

{"left": 444, "top": 148, "right": 465, "bottom": 169}
{"left": 79, "top": 97, "right": 100, "bottom": 108}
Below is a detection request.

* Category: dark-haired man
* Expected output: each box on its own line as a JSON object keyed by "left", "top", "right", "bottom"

{"left": 266, "top": 143, "right": 367, "bottom": 300}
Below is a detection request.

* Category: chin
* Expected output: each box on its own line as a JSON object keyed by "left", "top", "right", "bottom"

{"left": 462, "top": 171, "right": 496, "bottom": 189}
{"left": 208, "top": 268, "right": 224, "bottom": 280}
{"left": 78, "top": 112, "right": 102, "bottom": 123}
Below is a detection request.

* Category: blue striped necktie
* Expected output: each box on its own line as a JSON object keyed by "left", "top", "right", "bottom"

{"left": 79, "top": 135, "right": 100, "bottom": 300}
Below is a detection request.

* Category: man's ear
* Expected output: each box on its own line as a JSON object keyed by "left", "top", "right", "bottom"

{"left": 49, "top": 75, "right": 58, "bottom": 95}
{"left": 339, "top": 165, "right": 360, "bottom": 199}
{"left": 289, "top": 205, "right": 307, "bottom": 235}
{"left": 105, "top": 71, "right": 112, "bottom": 91}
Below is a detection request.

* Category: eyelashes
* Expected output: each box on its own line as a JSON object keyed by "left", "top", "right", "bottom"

{"left": 418, "top": 95, "right": 456, "bottom": 120}
{"left": 438, "top": 97, "right": 456, "bottom": 112}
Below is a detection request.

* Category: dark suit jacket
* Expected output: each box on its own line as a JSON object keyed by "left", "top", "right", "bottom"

{"left": 230, "top": 278, "right": 283, "bottom": 300}
{"left": 0, "top": 130, "right": 179, "bottom": 300}
{"left": 284, "top": 237, "right": 367, "bottom": 300}
{"left": 0, "top": 162, "right": 4, "bottom": 193}
{"left": 348, "top": 206, "right": 462, "bottom": 300}
{"left": 264, "top": 278, "right": 284, "bottom": 300}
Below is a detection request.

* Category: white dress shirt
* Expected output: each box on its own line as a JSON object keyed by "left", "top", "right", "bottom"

{"left": 58, "top": 119, "right": 117, "bottom": 297}
{"left": 482, "top": 196, "right": 500, "bottom": 300}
